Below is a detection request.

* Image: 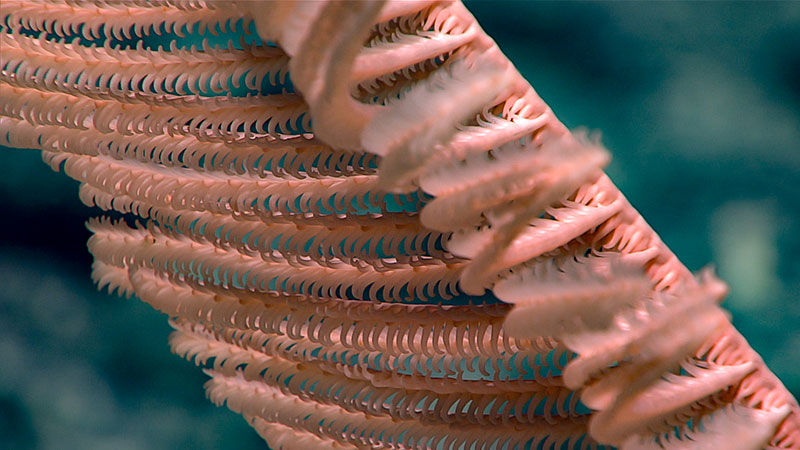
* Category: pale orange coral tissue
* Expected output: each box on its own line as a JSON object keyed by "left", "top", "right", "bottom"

{"left": 0, "top": 1, "right": 797, "bottom": 449}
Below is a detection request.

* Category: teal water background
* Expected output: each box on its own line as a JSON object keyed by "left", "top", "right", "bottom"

{"left": 1, "top": 2, "right": 798, "bottom": 449}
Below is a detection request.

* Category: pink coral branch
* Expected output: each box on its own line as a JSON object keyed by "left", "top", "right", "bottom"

{"left": 1, "top": 1, "right": 797, "bottom": 449}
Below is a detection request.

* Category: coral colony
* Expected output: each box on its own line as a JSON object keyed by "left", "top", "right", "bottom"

{"left": 1, "top": 1, "right": 798, "bottom": 449}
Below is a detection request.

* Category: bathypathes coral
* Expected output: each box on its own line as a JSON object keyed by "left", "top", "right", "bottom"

{"left": 1, "top": 1, "right": 798, "bottom": 449}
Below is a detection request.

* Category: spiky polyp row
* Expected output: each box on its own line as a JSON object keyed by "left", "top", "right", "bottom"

{"left": 1, "top": 1, "right": 797, "bottom": 449}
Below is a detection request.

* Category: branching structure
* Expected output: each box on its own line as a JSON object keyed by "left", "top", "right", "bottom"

{"left": 1, "top": 1, "right": 798, "bottom": 449}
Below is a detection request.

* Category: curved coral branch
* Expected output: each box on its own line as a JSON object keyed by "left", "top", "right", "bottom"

{"left": 1, "top": 1, "right": 797, "bottom": 449}
{"left": 244, "top": 1, "right": 800, "bottom": 448}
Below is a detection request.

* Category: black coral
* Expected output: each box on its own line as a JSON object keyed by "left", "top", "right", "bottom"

{"left": 1, "top": 1, "right": 797, "bottom": 449}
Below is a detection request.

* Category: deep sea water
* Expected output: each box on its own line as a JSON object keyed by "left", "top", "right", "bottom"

{"left": 1, "top": 2, "right": 798, "bottom": 449}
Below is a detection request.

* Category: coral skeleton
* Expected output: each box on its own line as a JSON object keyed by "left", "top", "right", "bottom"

{"left": 1, "top": 1, "right": 798, "bottom": 449}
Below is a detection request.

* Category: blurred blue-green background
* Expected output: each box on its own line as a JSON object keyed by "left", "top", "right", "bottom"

{"left": 1, "top": 2, "right": 798, "bottom": 449}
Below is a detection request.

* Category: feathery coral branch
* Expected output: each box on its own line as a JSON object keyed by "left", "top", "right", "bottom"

{"left": 1, "top": 1, "right": 797, "bottom": 449}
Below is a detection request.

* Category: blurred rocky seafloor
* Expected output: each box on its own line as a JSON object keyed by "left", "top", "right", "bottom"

{"left": 1, "top": 2, "right": 798, "bottom": 449}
